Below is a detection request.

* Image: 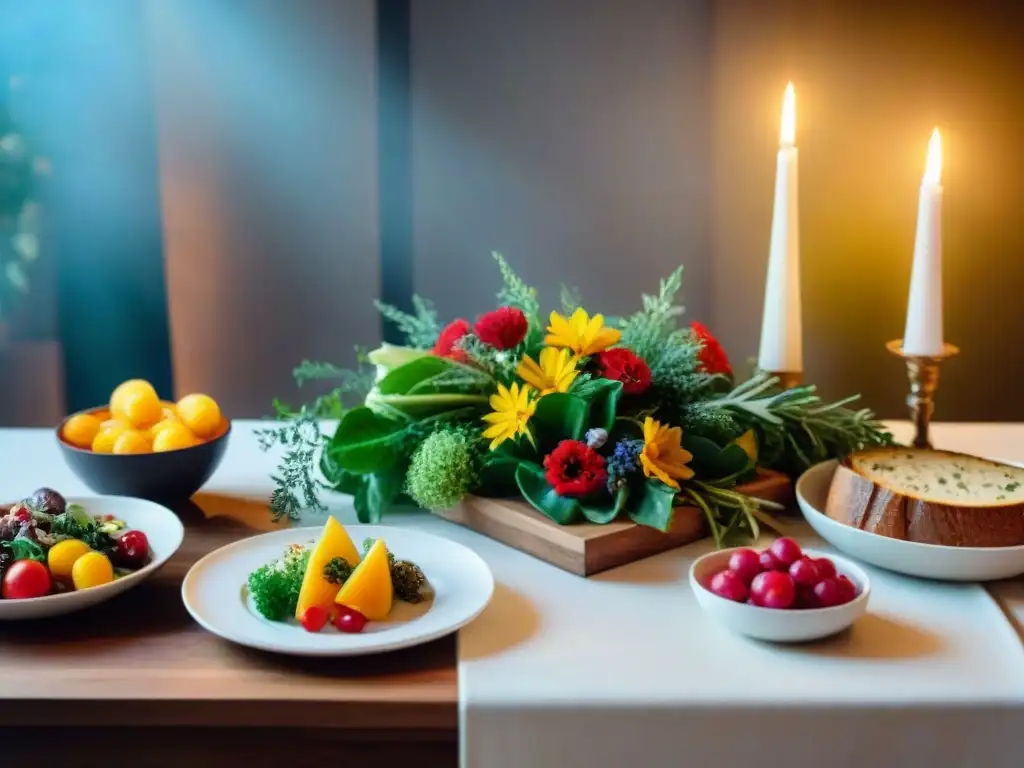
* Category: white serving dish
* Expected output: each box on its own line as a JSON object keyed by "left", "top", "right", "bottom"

{"left": 690, "top": 546, "right": 871, "bottom": 642}
{"left": 796, "top": 459, "right": 1024, "bottom": 581}
{"left": 182, "top": 524, "right": 494, "bottom": 656}
{"left": 0, "top": 495, "right": 184, "bottom": 620}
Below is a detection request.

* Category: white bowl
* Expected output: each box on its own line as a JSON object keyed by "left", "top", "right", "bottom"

{"left": 689, "top": 547, "right": 871, "bottom": 642}
{"left": 797, "top": 460, "right": 1024, "bottom": 581}
{"left": 0, "top": 495, "right": 184, "bottom": 620}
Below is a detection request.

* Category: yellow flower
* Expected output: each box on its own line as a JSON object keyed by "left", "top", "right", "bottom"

{"left": 639, "top": 416, "right": 694, "bottom": 490}
{"left": 516, "top": 347, "right": 578, "bottom": 396}
{"left": 481, "top": 382, "right": 537, "bottom": 451}
{"left": 544, "top": 308, "right": 621, "bottom": 358}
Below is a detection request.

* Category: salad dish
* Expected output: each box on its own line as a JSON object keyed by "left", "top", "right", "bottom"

{"left": 182, "top": 520, "right": 494, "bottom": 656}
{"left": 0, "top": 489, "right": 185, "bottom": 619}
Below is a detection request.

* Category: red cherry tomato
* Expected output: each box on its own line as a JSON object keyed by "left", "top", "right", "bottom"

{"left": 813, "top": 577, "right": 846, "bottom": 607}
{"left": 333, "top": 605, "right": 367, "bottom": 634}
{"left": 814, "top": 557, "right": 837, "bottom": 580}
{"left": 726, "top": 548, "right": 761, "bottom": 585}
{"left": 758, "top": 550, "right": 786, "bottom": 572}
{"left": 3, "top": 560, "right": 51, "bottom": 599}
{"left": 115, "top": 530, "right": 150, "bottom": 569}
{"left": 300, "top": 605, "right": 329, "bottom": 633}
{"left": 768, "top": 537, "right": 802, "bottom": 567}
{"left": 750, "top": 570, "right": 795, "bottom": 609}
{"left": 788, "top": 557, "right": 820, "bottom": 587}
{"left": 709, "top": 570, "right": 748, "bottom": 603}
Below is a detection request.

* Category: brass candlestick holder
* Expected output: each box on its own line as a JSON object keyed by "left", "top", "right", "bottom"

{"left": 886, "top": 339, "right": 959, "bottom": 449}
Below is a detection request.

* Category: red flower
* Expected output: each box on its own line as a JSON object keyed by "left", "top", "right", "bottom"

{"left": 433, "top": 318, "right": 471, "bottom": 363}
{"left": 596, "top": 348, "right": 651, "bottom": 395}
{"left": 691, "top": 321, "right": 732, "bottom": 378}
{"left": 543, "top": 440, "right": 608, "bottom": 497}
{"left": 474, "top": 307, "right": 528, "bottom": 350}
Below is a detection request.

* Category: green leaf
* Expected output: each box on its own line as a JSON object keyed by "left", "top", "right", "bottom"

{"left": 328, "top": 407, "right": 406, "bottom": 474}
{"left": 580, "top": 486, "right": 627, "bottom": 524}
{"left": 8, "top": 537, "right": 46, "bottom": 562}
{"left": 584, "top": 379, "right": 622, "bottom": 433}
{"left": 630, "top": 481, "right": 677, "bottom": 532}
{"left": 364, "top": 466, "right": 405, "bottom": 523}
{"left": 515, "top": 463, "right": 580, "bottom": 524}
{"left": 532, "top": 393, "right": 588, "bottom": 449}
{"left": 377, "top": 356, "right": 453, "bottom": 395}
{"left": 682, "top": 433, "right": 750, "bottom": 480}
{"left": 320, "top": 450, "right": 365, "bottom": 496}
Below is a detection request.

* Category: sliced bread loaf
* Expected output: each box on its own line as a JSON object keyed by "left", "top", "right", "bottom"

{"left": 825, "top": 447, "right": 1024, "bottom": 547}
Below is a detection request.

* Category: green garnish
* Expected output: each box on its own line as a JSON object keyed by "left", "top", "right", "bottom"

{"left": 51, "top": 509, "right": 117, "bottom": 555}
{"left": 362, "top": 537, "right": 431, "bottom": 604}
{"left": 247, "top": 547, "right": 311, "bottom": 621}
{"left": 323, "top": 557, "right": 353, "bottom": 585}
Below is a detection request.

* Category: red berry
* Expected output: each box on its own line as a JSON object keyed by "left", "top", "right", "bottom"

{"left": 750, "top": 571, "right": 795, "bottom": 609}
{"left": 789, "top": 557, "right": 820, "bottom": 587}
{"left": 814, "top": 557, "right": 837, "bottom": 580}
{"left": 333, "top": 606, "right": 368, "bottom": 634}
{"left": 300, "top": 605, "right": 329, "bottom": 633}
{"left": 835, "top": 575, "right": 858, "bottom": 603}
{"left": 709, "top": 570, "right": 749, "bottom": 602}
{"left": 758, "top": 550, "right": 786, "bottom": 572}
{"left": 795, "top": 585, "right": 819, "bottom": 609}
{"left": 769, "top": 537, "right": 802, "bottom": 567}
{"left": 115, "top": 529, "right": 150, "bottom": 569}
{"left": 813, "top": 577, "right": 847, "bottom": 607}
{"left": 727, "top": 548, "right": 761, "bottom": 584}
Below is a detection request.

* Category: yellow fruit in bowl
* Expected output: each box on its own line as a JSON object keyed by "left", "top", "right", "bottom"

{"left": 110, "top": 379, "right": 157, "bottom": 419}
{"left": 72, "top": 551, "right": 114, "bottom": 590}
{"left": 152, "top": 422, "right": 198, "bottom": 452}
{"left": 92, "top": 409, "right": 112, "bottom": 423}
{"left": 148, "top": 418, "right": 178, "bottom": 440}
{"left": 176, "top": 393, "right": 222, "bottom": 439}
{"left": 62, "top": 413, "right": 102, "bottom": 449}
{"left": 113, "top": 430, "right": 152, "bottom": 455}
{"left": 92, "top": 421, "right": 129, "bottom": 453}
{"left": 122, "top": 389, "right": 162, "bottom": 429}
{"left": 48, "top": 539, "right": 91, "bottom": 578}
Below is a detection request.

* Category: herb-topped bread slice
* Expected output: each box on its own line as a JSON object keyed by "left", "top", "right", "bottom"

{"left": 825, "top": 447, "right": 1024, "bottom": 547}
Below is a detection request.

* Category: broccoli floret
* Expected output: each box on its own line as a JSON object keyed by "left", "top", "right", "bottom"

{"left": 322, "top": 557, "right": 353, "bottom": 585}
{"left": 247, "top": 548, "right": 311, "bottom": 621}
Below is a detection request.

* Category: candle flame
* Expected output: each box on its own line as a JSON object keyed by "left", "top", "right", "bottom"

{"left": 924, "top": 128, "right": 942, "bottom": 185}
{"left": 780, "top": 82, "right": 796, "bottom": 147}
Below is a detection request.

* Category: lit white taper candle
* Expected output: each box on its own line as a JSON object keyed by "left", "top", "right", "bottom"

{"left": 758, "top": 82, "right": 802, "bottom": 375}
{"left": 902, "top": 129, "right": 944, "bottom": 356}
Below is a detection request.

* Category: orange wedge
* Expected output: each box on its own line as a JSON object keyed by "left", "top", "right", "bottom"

{"left": 334, "top": 538, "right": 393, "bottom": 621}
{"left": 294, "top": 516, "right": 362, "bottom": 620}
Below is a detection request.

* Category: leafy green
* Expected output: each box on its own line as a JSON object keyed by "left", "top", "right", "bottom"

{"left": 630, "top": 481, "right": 677, "bottom": 532}
{"left": 328, "top": 407, "right": 407, "bottom": 474}
{"left": 51, "top": 510, "right": 116, "bottom": 555}
{"left": 247, "top": 547, "right": 311, "bottom": 621}
{"left": 7, "top": 536, "right": 46, "bottom": 562}
{"left": 323, "top": 557, "right": 353, "bottom": 585}
{"left": 532, "top": 393, "right": 588, "bottom": 450}
{"left": 492, "top": 251, "right": 541, "bottom": 328}
{"left": 374, "top": 295, "right": 442, "bottom": 348}
{"left": 618, "top": 267, "right": 685, "bottom": 360}
{"left": 515, "top": 462, "right": 580, "bottom": 524}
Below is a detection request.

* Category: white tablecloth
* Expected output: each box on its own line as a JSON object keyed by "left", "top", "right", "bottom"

{"left": 3, "top": 422, "right": 1024, "bottom": 768}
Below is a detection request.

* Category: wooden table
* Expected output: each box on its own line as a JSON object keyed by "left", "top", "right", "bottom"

{"left": 0, "top": 487, "right": 458, "bottom": 767}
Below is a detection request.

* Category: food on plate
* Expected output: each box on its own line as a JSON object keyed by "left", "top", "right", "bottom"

{"left": 334, "top": 538, "right": 393, "bottom": 621}
{"left": 0, "top": 488, "right": 152, "bottom": 598}
{"left": 826, "top": 447, "right": 1024, "bottom": 547}
{"left": 706, "top": 538, "right": 858, "bottom": 610}
{"left": 246, "top": 516, "right": 431, "bottom": 633}
{"left": 294, "top": 515, "right": 362, "bottom": 619}
{"left": 60, "top": 378, "right": 226, "bottom": 455}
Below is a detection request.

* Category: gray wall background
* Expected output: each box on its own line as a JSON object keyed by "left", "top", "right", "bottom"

{"left": 139, "top": 0, "right": 1023, "bottom": 422}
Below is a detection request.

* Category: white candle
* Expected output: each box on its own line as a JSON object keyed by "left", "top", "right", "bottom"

{"left": 902, "top": 129, "right": 944, "bottom": 356}
{"left": 758, "top": 82, "right": 803, "bottom": 374}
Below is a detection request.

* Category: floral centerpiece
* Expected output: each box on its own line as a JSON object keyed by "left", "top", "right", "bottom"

{"left": 260, "top": 254, "right": 890, "bottom": 547}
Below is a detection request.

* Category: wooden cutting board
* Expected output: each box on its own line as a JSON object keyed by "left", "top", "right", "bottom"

{"left": 434, "top": 471, "right": 794, "bottom": 576}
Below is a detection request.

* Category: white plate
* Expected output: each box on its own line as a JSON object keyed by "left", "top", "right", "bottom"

{"left": 797, "top": 460, "right": 1024, "bottom": 581}
{"left": 690, "top": 547, "right": 871, "bottom": 642}
{"left": 0, "top": 495, "right": 185, "bottom": 620}
{"left": 182, "top": 524, "right": 494, "bottom": 656}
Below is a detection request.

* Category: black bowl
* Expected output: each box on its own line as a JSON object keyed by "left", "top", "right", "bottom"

{"left": 57, "top": 408, "right": 231, "bottom": 500}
